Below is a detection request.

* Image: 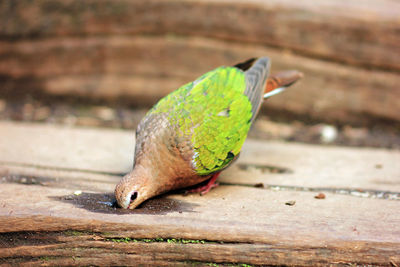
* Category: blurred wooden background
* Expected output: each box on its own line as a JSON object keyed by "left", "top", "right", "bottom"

{"left": 0, "top": 0, "right": 399, "bottom": 126}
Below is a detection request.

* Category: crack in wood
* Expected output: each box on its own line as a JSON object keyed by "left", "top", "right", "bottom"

{"left": 2, "top": 166, "right": 399, "bottom": 202}
{"left": 0, "top": 230, "right": 252, "bottom": 248}
{"left": 0, "top": 161, "right": 127, "bottom": 177}
{"left": 1, "top": 226, "right": 399, "bottom": 266}
{"left": 236, "top": 163, "right": 292, "bottom": 174}
{"left": 220, "top": 182, "right": 400, "bottom": 201}
{"left": 0, "top": 174, "right": 53, "bottom": 186}
{"left": 1, "top": 161, "right": 294, "bottom": 177}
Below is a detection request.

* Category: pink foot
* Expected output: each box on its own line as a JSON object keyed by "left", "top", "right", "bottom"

{"left": 187, "top": 172, "right": 221, "bottom": 195}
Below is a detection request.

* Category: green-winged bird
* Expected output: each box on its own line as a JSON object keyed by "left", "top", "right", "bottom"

{"left": 115, "top": 57, "right": 303, "bottom": 209}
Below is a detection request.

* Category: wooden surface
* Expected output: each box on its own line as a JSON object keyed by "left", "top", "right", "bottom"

{"left": 1, "top": 0, "right": 400, "bottom": 125}
{"left": 0, "top": 121, "right": 399, "bottom": 266}
{"left": 1, "top": 0, "right": 399, "bottom": 71}
{"left": 2, "top": 36, "right": 400, "bottom": 125}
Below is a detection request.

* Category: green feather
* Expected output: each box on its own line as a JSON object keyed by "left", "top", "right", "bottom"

{"left": 150, "top": 66, "right": 252, "bottom": 175}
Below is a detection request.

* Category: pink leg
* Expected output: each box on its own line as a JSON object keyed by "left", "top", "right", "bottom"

{"left": 187, "top": 172, "right": 221, "bottom": 195}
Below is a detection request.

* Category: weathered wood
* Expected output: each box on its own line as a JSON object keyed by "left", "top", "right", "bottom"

{"left": 0, "top": 122, "right": 133, "bottom": 173}
{"left": 1, "top": 228, "right": 399, "bottom": 266}
{"left": 1, "top": 0, "right": 399, "bottom": 71}
{"left": 1, "top": 184, "right": 400, "bottom": 266}
{"left": 1, "top": 121, "right": 399, "bottom": 191}
{"left": 0, "top": 121, "right": 399, "bottom": 265}
{"left": 1, "top": 36, "right": 399, "bottom": 125}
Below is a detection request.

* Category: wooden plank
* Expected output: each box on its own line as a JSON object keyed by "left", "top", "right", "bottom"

{"left": 223, "top": 141, "right": 400, "bottom": 192}
{"left": 1, "top": 36, "right": 399, "bottom": 124}
{"left": 0, "top": 122, "right": 134, "bottom": 173}
{"left": 0, "top": 122, "right": 399, "bottom": 265}
{"left": 1, "top": 184, "right": 400, "bottom": 266}
{"left": 1, "top": 121, "right": 399, "bottom": 192}
{"left": 1, "top": 222, "right": 398, "bottom": 267}
{"left": 1, "top": 185, "right": 400, "bottom": 265}
{"left": 1, "top": 0, "right": 399, "bottom": 71}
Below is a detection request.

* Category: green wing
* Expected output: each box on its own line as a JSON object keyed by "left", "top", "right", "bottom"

{"left": 150, "top": 66, "right": 253, "bottom": 175}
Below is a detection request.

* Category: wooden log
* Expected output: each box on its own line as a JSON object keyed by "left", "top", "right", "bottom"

{"left": 0, "top": 122, "right": 400, "bottom": 265}
{"left": 1, "top": 36, "right": 399, "bottom": 125}
{"left": 0, "top": 0, "right": 399, "bottom": 71}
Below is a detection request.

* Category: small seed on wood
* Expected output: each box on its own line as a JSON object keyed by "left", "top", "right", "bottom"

{"left": 314, "top": 193, "right": 326, "bottom": 199}
{"left": 285, "top": 200, "right": 296, "bottom": 206}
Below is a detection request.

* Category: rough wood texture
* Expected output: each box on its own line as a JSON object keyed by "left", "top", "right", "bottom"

{"left": 1, "top": 0, "right": 400, "bottom": 126}
{"left": 1, "top": 122, "right": 399, "bottom": 191}
{"left": 0, "top": 122, "right": 399, "bottom": 266}
{"left": 1, "top": 36, "right": 399, "bottom": 125}
{"left": 1, "top": 0, "right": 399, "bottom": 71}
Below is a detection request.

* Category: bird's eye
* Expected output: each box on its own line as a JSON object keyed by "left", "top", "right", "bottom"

{"left": 130, "top": 191, "right": 138, "bottom": 203}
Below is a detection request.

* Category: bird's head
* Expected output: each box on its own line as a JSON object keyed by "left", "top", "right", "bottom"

{"left": 114, "top": 167, "right": 156, "bottom": 209}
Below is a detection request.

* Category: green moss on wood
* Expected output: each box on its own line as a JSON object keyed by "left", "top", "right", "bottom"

{"left": 106, "top": 237, "right": 215, "bottom": 244}
{"left": 64, "top": 230, "right": 86, "bottom": 236}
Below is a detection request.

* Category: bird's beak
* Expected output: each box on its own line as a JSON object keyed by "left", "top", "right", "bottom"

{"left": 126, "top": 190, "right": 149, "bottom": 210}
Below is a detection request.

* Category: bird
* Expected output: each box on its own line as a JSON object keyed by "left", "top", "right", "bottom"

{"left": 115, "top": 57, "right": 303, "bottom": 209}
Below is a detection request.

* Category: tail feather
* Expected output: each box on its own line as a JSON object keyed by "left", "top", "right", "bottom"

{"left": 241, "top": 57, "right": 270, "bottom": 119}
{"left": 264, "top": 70, "right": 303, "bottom": 99}
{"left": 233, "top": 57, "right": 303, "bottom": 120}
{"left": 234, "top": 58, "right": 257, "bottom": 71}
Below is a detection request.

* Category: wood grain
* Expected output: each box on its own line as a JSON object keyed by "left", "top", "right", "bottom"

{"left": 1, "top": 0, "right": 399, "bottom": 71}
{"left": 1, "top": 121, "right": 399, "bottom": 191}
{"left": 1, "top": 228, "right": 399, "bottom": 266}
{"left": 0, "top": 122, "right": 399, "bottom": 265}
{"left": 1, "top": 36, "right": 399, "bottom": 124}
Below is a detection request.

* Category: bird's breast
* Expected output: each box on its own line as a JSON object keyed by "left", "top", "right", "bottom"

{"left": 133, "top": 113, "right": 208, "bottom": 193}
